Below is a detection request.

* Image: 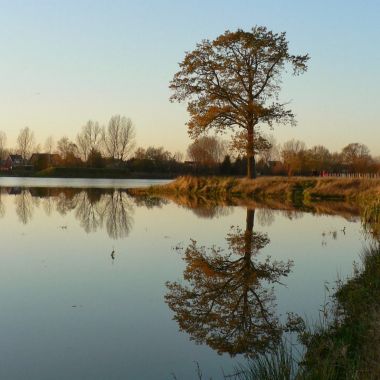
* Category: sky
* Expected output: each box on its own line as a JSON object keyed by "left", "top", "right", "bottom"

{"left": 0, "top": 0, "right": 379, "bottom": 156}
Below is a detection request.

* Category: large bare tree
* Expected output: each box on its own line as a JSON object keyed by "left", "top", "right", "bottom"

{"left": 102, "top": 115, "right": 135, "bottom": 161}
{"left": 170, "top": 26, "right": 309, "bottom": 178}
{"left": 76, "top": 120, "right": 102, "bottom": 161}
{"left": 17, "top": 127, "right": 35, "bottom": 161}
{"left": 0, "top": 131, "right": 7, "bottom": 159}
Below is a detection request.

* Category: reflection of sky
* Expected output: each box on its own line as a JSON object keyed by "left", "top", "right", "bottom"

{"left": 0, "top": 190, "right": 364, "bottom": 379}
{"left": 0, "top": 177, "right": 171, "bottom": 189}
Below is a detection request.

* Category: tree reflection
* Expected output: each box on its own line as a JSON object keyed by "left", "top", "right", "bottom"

{"left": 14, "top": 189, "right": 41, "bottom": 224}
{"left": 165, "top": 209, "right": 294, "bottom": 357}
{"left": 2, "top": 187, "right": 134, "bottom": 239}
{"left": 69, "top": 189, "right": 134, "bottom": 239}
{"left": 0, "top": 189, "right": 5, "bottom": 218}
{"left": 99, "top": 191, "right": 134, "bottom": 239}
{"left": 74, "top": 190, "right": 105, "bottom": 233}
{"left": 256, "top": 208, "right": 275, "bottom": 227}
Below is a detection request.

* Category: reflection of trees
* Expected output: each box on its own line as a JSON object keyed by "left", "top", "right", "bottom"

{"left": 165, "top": 209, "right": 294, "bottom": 357}
{"left": 3, "top": 187, "right": 135, "bottom": 239}
{"left": 150, "top": 193, "right": 233, "bottom": 219}
{"left": 256, "top": 208, "right": 275, "bottom": 227}
{"left": 42, "top": 197, "right": 54, "bottom": 216}
{"left": 14, "top": 190, "right": 37, "bottom": 224}
{"left": 132, "top": 195, "right": 169, "bottom": 209}
{"left": 281, "top": 209, "right": 304, "bottom": 220}
{"left": 74, "top": 191, "right": 105, "bottom": 233}
{"left": 0, "top": 190, "right": 5, "bottom": 218}
{"left": 69, "top": 189, "right": 134, "bottom": 239}
{"left": 100, "top": 191, "right": 134, "bottom": 239}
{"left": 72, "top": 189, "right": 134, "bottom": 239}
{"left": 191, "top": 205, "right": 233, "bottom": 219}
{"left": 55, "top": 192, "right": 78, "bottom": 216}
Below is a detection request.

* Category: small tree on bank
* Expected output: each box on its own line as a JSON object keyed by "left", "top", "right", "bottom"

{"left": 170, "top": 26, "right": 309, "bottom": 178}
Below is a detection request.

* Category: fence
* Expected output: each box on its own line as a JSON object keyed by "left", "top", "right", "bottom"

{"left": 323, "top": 172, "right": 380, "bottom": 179}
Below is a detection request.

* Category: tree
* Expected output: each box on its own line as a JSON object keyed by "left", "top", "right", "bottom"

{"left": 341, "top": 143, "right": 372, "bottom": 173}
{"left": 187, "top": 136, "right": 227, "bottom": 165}
{"left": 103, "top": 115, "right": 135, "bottom": 161}
{"left": 144, "top": 146, "right": 172, "bottom": 161}
{"left": 57, "top": 137, "right": 78, "bottom": 158}
{"left": 308, "top": 145, "right": 331, "bottom": 173}
{"left": 257, "top": 134, "right": 280, "bottom": 165}
{"left": 57, "top": 136, "right": 81, "bottom": 166}
{"left": 17, "top": 127, "right": 35, "bottom": 160}
{"left": 134, "top": 146, "right": 173, "bottom": 161}
{"left": 77, "top": 120, "right": 102, "bottom": 161}
{"left": 281, "top": 139, "right": 307, "bottom": 175}
{"left": 170, "top": 26, "right": 309, "bottom": 178}
{"left": 173, "top": 151, "right": 184, "bottom": 163}
{"left": 0, "top": 131, "right": 7, "bottom": 159}
{"left": 220, "top": 154, "right": 232, "bottom": 175}
{"left": 44, "top": 136, "right": 55, "bottom": 155}
{"left": 87, "top": 148, "right": 104, "bottom": 168}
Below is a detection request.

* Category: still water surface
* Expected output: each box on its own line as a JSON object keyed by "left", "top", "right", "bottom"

{"left": 0, "top": 179, "right": 367, "bottom": 379}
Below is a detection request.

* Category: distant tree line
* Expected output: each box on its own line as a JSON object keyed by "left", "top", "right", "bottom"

{"left": 259, "top": 139, "right": 380, "bottom": 176}
{"left": 0, "top": 119, "right": 378, "bottom": 177}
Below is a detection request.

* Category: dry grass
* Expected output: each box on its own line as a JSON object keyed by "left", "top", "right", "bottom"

{"left": 127, "top": 176, "right": 380, "bottom": 226}
{"left": 309, "top": 177, "right": 380, "bottom": 199}
{"left": 130, "top": 176, "right": 380, "bottom": 201}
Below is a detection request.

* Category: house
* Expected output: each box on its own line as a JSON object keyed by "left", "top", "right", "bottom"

{"left": 0, "top": 160, "right": 8, "bottom": 171}
{"left": 3, "top": 154, "right": 24, "bottom": 170}
{"left": 29, "top": 153, "right": 62, "bottom": 170}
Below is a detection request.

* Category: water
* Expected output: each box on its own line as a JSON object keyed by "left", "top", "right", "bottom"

{"left": 0, "top": 179, "right": 367, "bottom": 379}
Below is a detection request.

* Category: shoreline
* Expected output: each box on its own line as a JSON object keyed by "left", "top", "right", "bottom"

{"left": 128, "top": 175, "right": 380, "bottom": 202}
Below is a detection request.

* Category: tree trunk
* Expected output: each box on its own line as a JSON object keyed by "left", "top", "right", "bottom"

{"left": 247, "top": 127, "right": 256, "bottom": 179}
{"left": 246, "top": 208, "right": 255, "bottom": 233}
{"left": 244, "top": 208, "right": 255, "bottom": 256}
{"left": 247, "top": 155, "right": 256, "bottom": 179}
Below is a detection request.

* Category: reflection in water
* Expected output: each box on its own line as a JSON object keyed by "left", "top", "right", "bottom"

{"left": 102, "top": 191, "right": 134, "bottom": 239}
{"left": 132, "top": 195, "right": 169, "bottom": 209}
{"left": 0, "top": 190, "right": 5, "bottom": 218}
{"left": 165, "top": 209, "right": 294, "bottom": 357}
{"left": 74, "top": 190, "right": 105, "bottom": 233}
{"left": 256, "top": 208, "right": 275, "bottom": 227}
{"left": 191, "top": 205, "right": 233, "bottom": 219}
{"left": 15, "top": 189, "right": 40, "bottom": 224}
{"left": 0, "top": 187, "right": 134, "bottom": 240}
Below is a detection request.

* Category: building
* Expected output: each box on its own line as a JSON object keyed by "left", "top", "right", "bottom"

{"left": 3, "top": 154, "right": 24, "bottom": 170}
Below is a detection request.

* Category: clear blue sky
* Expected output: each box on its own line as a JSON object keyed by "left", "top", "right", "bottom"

{"left": 1, "top": 0, "right": 379, "bottom": 155}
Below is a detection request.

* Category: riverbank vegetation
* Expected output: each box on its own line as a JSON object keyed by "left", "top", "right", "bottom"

{"left": 129, "top": 175, "right": 380, "bottom": 202}
{"left": 222, "top": 242, "right": 380, "bottom": 380}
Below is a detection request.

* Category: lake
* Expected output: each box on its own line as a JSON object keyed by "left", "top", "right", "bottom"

{"left": 0, "top": 179, "right": 369, "bottom": 379}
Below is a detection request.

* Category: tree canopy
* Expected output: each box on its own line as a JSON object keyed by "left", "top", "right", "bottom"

{"left": 170, "top": 26, "right": 309, "bottom": 178}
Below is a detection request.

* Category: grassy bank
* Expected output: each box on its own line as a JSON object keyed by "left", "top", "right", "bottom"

{"left": 129, "top": 175, "right": 380, "bottom": 200}
{"left": 219, "top": 242, "right": 380, "bottom": 380}
{"left": 128, "top": 176, "right": 380, "bottom": 222}
{"left": 300, "top": 242, "right": 380, "bottom": 380}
